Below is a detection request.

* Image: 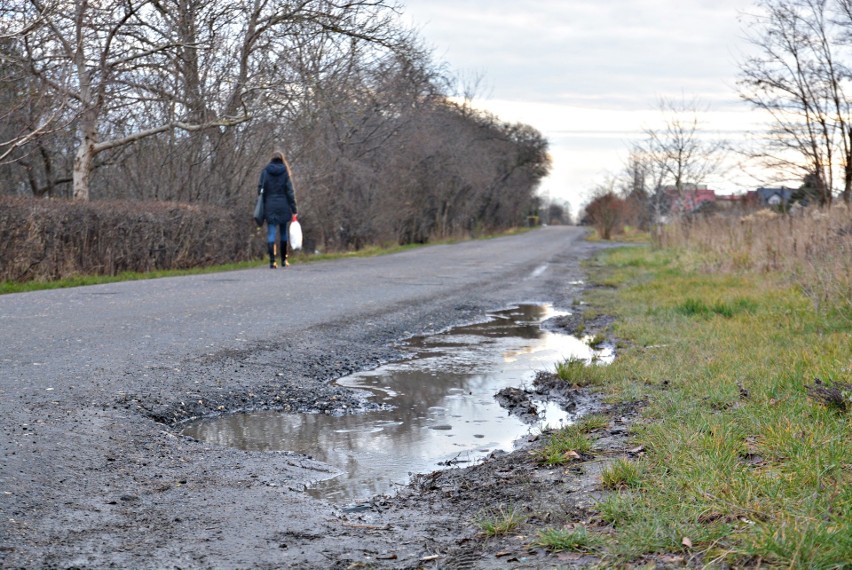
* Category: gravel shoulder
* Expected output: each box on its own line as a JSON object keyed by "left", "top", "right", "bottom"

{"left": 1, "top": 227, "right": 633, "bottom": 569}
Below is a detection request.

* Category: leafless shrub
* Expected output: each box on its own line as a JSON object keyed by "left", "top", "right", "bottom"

{"left": 584, "top": 192, "right": 625, "bottom": 240}
{"left": 0, "top": 197, "right": 256, "bottom": 281}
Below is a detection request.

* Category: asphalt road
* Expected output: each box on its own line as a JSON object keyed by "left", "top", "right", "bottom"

{"left": 1, "top": 226, "right": 607, "bottom": 568}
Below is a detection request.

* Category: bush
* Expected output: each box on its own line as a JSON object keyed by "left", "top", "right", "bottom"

{"left": 584, "top": 192, "right": 626, "bottom": 240}
{"left": 0, "top": 197, "right": 257, "bottom": 282}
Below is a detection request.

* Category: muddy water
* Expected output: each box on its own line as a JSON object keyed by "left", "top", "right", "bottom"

{"left": 181, "top": 304, "right": 611, "bottom": 505}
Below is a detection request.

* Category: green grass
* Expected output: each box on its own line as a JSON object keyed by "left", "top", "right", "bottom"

{"left": 674, "top": 297, "right": 758, "bottom": 319}
{"left": 601, "top": 458, "right": 642, "bottom": 490}
{"left": 536, "top": 422, "right": 596, "bottom": 466}
{"left": 574, "top": 413, "right": 609, "bottom": 432}
{"left": 554, "top": 357, "right": 607, "bottom": 387}
{"left": 580, "top": 245, "right": 852, "bottom": 567}
{"left": 586, "top": 333, "right": 607, "bottom": 348}
{"left": 476, "top": 505, "right": 525, "bottom": 537}
{"left": 0, "top": 260, "right": 263, "bottom": 294}
{"left": 535, "top": 525, "right": 603, "bottom": 552}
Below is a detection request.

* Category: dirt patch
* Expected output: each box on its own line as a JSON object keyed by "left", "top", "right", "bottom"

{"left": 494, "top": 371, "right": 599, "bottom": 425}
{"left": 329, "top": 396, "right": 642, "bottom": 569}
{"left": 542, "top": 310, "right": 616, "bottom": 340}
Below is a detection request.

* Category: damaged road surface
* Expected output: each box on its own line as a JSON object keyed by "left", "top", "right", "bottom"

{"left": 1, "top": 227, "right": 621, "bottom": 569}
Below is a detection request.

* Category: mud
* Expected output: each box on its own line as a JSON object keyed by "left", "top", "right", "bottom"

{"left": 1, "top": 232, "right": 640, "bottom": 569}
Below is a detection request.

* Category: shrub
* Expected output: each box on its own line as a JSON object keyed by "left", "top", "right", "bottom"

{"left": 0, "top": 196, "right": 257, "bottom": 282}
{"left": 584, "top": 192, "right": 626, "bottom": 240}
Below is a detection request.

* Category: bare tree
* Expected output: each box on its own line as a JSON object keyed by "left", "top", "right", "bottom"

{"left": 2, "top": 0, "right": 406, "bottom": 201}
{"left": 738, "top": 0, "right": 852, "bottom": 205}
{"left": 3, "top": 0, "right": 551, "bottom": 261}
{"left": 634, "top": 97, "right": 727, "bottom": 226}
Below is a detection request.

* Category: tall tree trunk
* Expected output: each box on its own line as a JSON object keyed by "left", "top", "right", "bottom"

{"left": 72, "top": 118, "right": 96, "bottom": 200}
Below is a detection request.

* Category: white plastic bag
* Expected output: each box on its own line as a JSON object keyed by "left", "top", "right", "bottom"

{"left": 288, "top": 220, "right": 303, "bottom": 251}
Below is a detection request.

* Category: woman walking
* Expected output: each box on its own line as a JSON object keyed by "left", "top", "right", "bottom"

{"left": 257, "top": 151, "right": 298, "bottom": 268}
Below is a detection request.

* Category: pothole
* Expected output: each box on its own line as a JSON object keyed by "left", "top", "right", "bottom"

{"left": 180, "top": 304, "right": 612, "bottom": 505}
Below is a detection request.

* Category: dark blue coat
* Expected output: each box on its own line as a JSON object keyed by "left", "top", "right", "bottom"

{"left": 257, "top": 159, "right": 297, "bottom": 225}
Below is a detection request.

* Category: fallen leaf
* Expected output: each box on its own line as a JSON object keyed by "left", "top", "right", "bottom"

{"left": 627, "top": 446, "right": 645, "bottom": 454}
{"left": 682, "top": 537, "right": 693, "bottom": 548}
{"left": 564, "top": 450, "right": 581, "bottom": 460}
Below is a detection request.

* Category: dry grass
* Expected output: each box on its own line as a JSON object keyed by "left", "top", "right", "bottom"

{"left": 660, "top": 205, "right": 851, "bottom": 317}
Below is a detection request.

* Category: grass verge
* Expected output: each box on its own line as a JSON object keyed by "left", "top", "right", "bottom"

{"left": 580, "top": 243, "right": 851, "bottom": 567}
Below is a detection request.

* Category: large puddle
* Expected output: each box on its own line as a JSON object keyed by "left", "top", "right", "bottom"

{"left": 181, "top": 304, "right": 611, "bottom": 505}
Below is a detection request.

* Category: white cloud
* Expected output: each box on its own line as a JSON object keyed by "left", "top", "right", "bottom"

{"left": 401, "top": 0, "right": 767, "bottom": 212}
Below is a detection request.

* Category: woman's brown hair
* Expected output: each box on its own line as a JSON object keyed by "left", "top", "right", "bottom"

{"left": 271, "top": 150, "right": 292, "bottom": 172}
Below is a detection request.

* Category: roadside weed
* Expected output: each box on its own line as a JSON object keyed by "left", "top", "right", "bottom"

{"left": 748, "top": 514, "right": 852, "bottom": 568}
{"left": 675, "top": 297, "right": 758, "bottom": 319}
{"left": 586, "top": 333, "right": 607, "bottom": 348}
{"left": 535, "top": 525, "right": 603, "bottom": 552}
{"left": 596, "top": 492, "right": 637, "bottom": 526}
{"left": 555, "top": 357, "right": 605, "bottom": 386}
{"left": 575, "top": 413, "right": 609, "bottom": 432}
{"left": 476, "top": 505, "right": 524, "bottom": 537}
{"left": 536, "top": 425, "right": 592, "bottom": 465}
{"left": 555, "top": 357, "right": 586, "bottom": 384}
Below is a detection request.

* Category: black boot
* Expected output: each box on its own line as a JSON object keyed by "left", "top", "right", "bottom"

{"left": 268, "top": 242, "right": 277, "bottom": 268}
{"left": 281, "top": 241, "right": 289, "bottom": 267}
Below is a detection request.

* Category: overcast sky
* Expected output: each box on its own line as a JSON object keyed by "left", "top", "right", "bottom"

{"left": 401, "top": 0, "right": 765, "bottom": 214}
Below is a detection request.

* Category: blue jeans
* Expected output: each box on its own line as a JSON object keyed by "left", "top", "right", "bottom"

{"left": 267, "top": 223, "right": 288, "bottom": 245}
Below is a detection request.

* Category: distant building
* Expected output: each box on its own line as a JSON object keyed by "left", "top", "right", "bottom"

{"left": 655, "top": 184, "right": 795, "bottom": 218}
{"left": 715, "top": 193, "right": 748, "bottom": 210}
{"left": 747, "top": 187, "right": 794, "bottom": 207}
{"left": 662, "top": 184, "right": 717, "bottom": 214}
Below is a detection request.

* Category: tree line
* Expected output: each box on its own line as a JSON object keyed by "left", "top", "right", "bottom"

{"left": 0, "top": 0, "right": 550, "bottom": 254}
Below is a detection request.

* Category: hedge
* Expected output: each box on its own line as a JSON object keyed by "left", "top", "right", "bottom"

{"left": 0, "top": 197, "right": 258, "bottom": 282}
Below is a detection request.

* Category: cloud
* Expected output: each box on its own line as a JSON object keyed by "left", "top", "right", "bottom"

{"left": 400, "top": 0, "right": 763, "bottom": 212}
{"left": 402, "top": 0, "right": 750, "bottom": 108}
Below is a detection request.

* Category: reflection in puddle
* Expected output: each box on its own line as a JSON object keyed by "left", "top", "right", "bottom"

{"left": 181, "top": 304, "right": 611, "bottom": 505}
